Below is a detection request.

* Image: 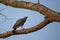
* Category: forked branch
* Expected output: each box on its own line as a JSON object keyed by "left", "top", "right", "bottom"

{"left": 0, "top": 0, "right": 60, "bottom": 38}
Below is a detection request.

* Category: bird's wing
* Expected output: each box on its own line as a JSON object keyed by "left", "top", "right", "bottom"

{"left": 13, "top": 20, "right": 22, "bottom": 29}
{"left": 13, "top": 17, "right": 27, "bottom": 29}
{"left": 14, "top": 19, "right": 23, "bottom": 26}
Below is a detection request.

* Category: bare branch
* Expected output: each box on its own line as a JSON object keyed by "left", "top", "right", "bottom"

{"left": 0, "top": 8, "right": 5, "bottom": 11}
{"left": 0, "top": 13, "right": 15, "bottom": 24}
{"left": 0, "top": 18, "right": 50, "bottom": 38}
{"left": 0, "top": 0, "right": 60, "bottom": 38}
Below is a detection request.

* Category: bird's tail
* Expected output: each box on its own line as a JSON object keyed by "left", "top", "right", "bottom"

{"left": 12, "top": 30, "right": 15, "bottom": 32}
{"left": 12, "top": 28, "right": 16, "bottom": 33}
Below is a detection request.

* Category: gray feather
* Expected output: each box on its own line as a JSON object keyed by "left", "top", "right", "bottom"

{"left": 13, "top": 16, "right": 28, "bottom": 30}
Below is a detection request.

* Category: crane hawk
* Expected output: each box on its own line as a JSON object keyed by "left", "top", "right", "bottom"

{"left": 13, "top": 16, "right": 28, "bottom": 32}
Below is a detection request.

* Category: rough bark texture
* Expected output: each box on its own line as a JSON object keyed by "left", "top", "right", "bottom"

{"left": 0, "top": 0, "right": 60, "bottom": 38}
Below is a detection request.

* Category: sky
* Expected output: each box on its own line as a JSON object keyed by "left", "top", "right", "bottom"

{"left": 0, "top": 0, "right": 60, "bottom": 40}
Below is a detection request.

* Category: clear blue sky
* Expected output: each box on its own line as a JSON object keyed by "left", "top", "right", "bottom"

{"left": 0, "top": 0, "right": 60, "bottom": 40}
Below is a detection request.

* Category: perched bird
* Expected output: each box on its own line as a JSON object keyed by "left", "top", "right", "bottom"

{"left": 12, "top": 16, "right": 28, "bottom": 32}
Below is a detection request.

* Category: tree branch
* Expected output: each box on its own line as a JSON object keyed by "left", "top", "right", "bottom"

{"left": 0, "top": 18, "right": 50, "bottom": 38}
{"left": 0, "top": 0, "right": 60, "bottom": 38}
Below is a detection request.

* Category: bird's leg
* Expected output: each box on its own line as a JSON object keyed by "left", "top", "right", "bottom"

{"left": 21, "top": 26, "right": 25, "bottom": 30}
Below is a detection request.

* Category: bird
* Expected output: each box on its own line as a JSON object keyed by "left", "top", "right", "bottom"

{"left": 12, "top": 16, "right": 28, "bottom": 32}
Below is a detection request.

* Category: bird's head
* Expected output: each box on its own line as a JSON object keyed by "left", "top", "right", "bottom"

{"left": 24, "top": 16, "right": 28, "bottom": 19}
